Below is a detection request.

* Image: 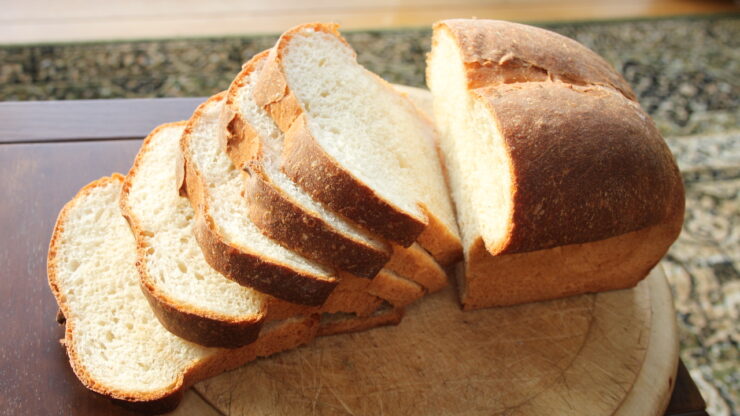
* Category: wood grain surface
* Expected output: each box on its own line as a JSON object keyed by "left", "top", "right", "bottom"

{"left": 0, "top": 95, "right": 706, "bottom": 415}
{"left": 195, "top": 269, "right": 670, "bottom": 416}
{"left": 0, "top": 98, "right": 203, "bottom": 144}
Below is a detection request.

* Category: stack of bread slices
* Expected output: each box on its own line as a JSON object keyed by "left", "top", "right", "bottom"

{"left": 47, "top": 20, "right": 684, "bottom": 413}
{"left": 48, "top": 22, "right": 461, "bottom": 413}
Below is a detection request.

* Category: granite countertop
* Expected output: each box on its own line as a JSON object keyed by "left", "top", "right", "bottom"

{"left": 1, "top": 14, "right": 738, "bottom": 415}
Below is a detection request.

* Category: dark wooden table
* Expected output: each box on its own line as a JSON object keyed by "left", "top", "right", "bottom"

{"left": 0, "top": 98, "right": 709, "bottom": 416}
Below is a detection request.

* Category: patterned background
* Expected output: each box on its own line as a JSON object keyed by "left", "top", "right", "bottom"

{"left": 1, "top": 15, "right": 738, "bottom": 415}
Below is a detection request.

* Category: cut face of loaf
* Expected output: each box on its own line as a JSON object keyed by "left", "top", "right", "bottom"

{"left": 47, "top": 175, "right": 319, "bottom": 412}
{"left": 120, "top": 123, "right": 269, "bottom": 348}
{"left": 253, "top": 23, "right": 461, "bottom": 259}
{"left": 428, "top": 19, "right": 685, "bottom": 308}
{"left": 182, "top": 94, "right": 338, "bottom": 306}
{"left": 224, "top": 52, "right": 391, "bottom": 278}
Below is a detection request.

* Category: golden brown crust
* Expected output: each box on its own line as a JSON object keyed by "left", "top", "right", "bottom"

{"left": 225, "top": 51, "right": 394, "bottom": 277}
{"left": 280, "top": 114, "right": 426, "bottom": 247}
{"left": 139, "top": 280, "right": 262, "bottom": 349}
{"left": 182, "top": 94, "right": 338, "bottom": 306}
{"left": 118, "top": 123, "right": 271, "bottom": 348}
{"left": 223, "top": 49, "right": 271, "bottom": 171}
{"left": 317, "top": 306, "right": 404, "bottom": 337}
{"left": 435, "top": 19, "right": 636, "bottom": 100}
{"left": 385, "top": 243, "right": 449, "bottom": 293}
{"left": 460, "top": 206, "right": 684, "bottom": 310}
{"left": 367, "top": 269, "right": 426, "bottom": 308}
{"left": 266, "top": 272, "right": 384, "bottom": 322}
{"left": 244, "top": 160, "right": 391, "bottom": 278}
{"left": 253, "top": 23, "right": 428, "bottom": 247}
{"left": 476, "top": 83, "right": 685, "bottom": 255}
{"left": 416, "top": 212, "right": 462, "bottom": 266}
{"left": 48, "top": 175, "right": 320, "bottom": 412}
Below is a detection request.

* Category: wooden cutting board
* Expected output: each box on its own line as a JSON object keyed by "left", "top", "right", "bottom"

{"left": 190, "top": 267, "right": 676, "bottom": 416}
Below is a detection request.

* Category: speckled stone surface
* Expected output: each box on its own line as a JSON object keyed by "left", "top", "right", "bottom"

{"left": 664, "top": 132, "right": 739, "bottom": 416}
{"left": 1, "top": 15, "right": 738, "bottom": 415}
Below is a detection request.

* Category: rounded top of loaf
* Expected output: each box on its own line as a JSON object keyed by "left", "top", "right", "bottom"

{"left": 475, "top": 82, "right": 684, "bottom": 254}
{"left": 434, "top": 19, "right": 636, "bottom": 101}
{"left": 428, "top": 18, "right": 684, "bottom": 256}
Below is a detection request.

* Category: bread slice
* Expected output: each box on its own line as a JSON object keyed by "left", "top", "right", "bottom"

{"left": 252, "top": 24, "right": 461, "bottom": 258}
{"left": 223, "top": 55, "right": 391, "bottom": 277}
{"left": 182, "top": 94, "right": 338, "bottom": 306}
{"left": 120, "top": 123, "right": 272, "bottom": 348}
{"left": 427, "top": 19, "right": 685, "bottom": 309}
{"left": 386, "top": 243, "right": 448, "bottom": 294}
{"left": 47, "top": 175, "right": 319, "bottom": 413}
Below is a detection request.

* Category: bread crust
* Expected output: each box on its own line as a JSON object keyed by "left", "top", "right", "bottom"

{"left": 477, "top": 82, "right": 685, "bottom": 255}
{"left": 222, "top": 50, "right": 271, "bottom": 171}
{"left": 138, "top": 280, "right": 261, "bottom": 349}
{"left": 317, "top": 306, "right": 404, "bottom": 337}
{"left": 118, "top": 124, "right": 269, "bottom": 348}
{"left": 367, "top": 269, "right": 426, "bottom": 308}
{"left": 48, "top": 175, "right": 320, "bottom": 413}
{"left": 244, "top": 160, "right": 391, "bottom": 278}
{"left": 266, "top": 273, "right": 384, "bottom": 322}
{"left": 434, "top": 19, "right": 636, "bottom": 100}
{"left": 182, "top": 94, "right": 339, "bottom": 306}
{"left": 224, "top": 53, "right": 394, "bottom": 277}
{"left": 416, "top": 213, "right": 462, "bottom": 266}
{"left": 280, "top": 112, "right": 426, "bottom": 247}
{"left": 253, "top": 23, "right": 428, "bottom": 247}
{"left": 459, "top": 205, "right": 684, "bottom": 309}
{"left": 386, "top": 243, "right": 449, "bottom": 293}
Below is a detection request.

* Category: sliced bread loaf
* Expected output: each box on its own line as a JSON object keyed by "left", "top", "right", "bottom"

{"left": 48, "top": 175, "right": 319, "bottom": 413}
{"left": 252, "top": 24, "right": 461, "bottom": 259}
{"left": 223, "top": 52, "right": 391, "bottom": 278}
{"left": 427, "top": 19, "right": 684, "bottom": 309}
{"left": 119, "top": 123, "right": 270, "bottom": 348}
{"left": 182, "top": 93, "right": 338, "bottom": 306}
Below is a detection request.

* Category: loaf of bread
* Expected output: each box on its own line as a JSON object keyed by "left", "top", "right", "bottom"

{"left": 427, "top": 19, "right": 684, "bottom": 309}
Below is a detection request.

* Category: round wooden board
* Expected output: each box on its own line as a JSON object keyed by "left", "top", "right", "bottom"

{"left": 193, "top": 267, "right": 677, "bottom": 416}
